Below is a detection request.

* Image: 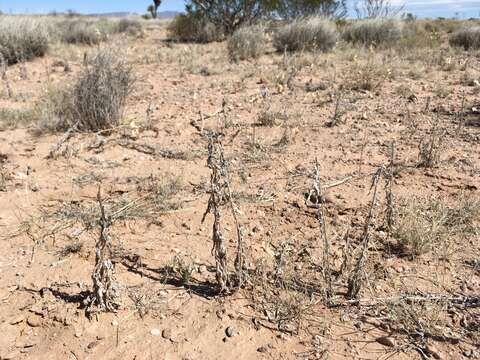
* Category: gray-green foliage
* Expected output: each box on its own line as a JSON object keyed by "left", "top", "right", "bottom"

{"left": 273, "top": 17, "right": 338, "bottom": 52}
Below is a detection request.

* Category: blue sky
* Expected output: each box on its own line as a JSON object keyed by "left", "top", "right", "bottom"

{"left": 0, "top": 0, "right": 479, "bottom": 18}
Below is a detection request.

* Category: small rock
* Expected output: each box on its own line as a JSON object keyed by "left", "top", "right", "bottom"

{"left": 462, "top": 350, "right": 472, "bottom": 358}
{"left": 150, "top": 328, "right": 161, "bottom": 336}
{"left": 257, "top": 346, "right": 268, "bottom": 353}
{"left": 225, "top": 326, "right": 235, "bottom": 338}
{"left": 376, "top": 336, "right": 396, "bottom": 347}
{"left": 252, "top": 225, "right": 263, "bottom": 233}
{"left": 26, "top": 315, "right": 41, "bottom": 328}
{"left": 74, "top": 330, "right": 82, "bottom": 338}
{"left": 111, "top": 319, "right": 119, "bottom": 327}
{"left": 198, "top": 265, "right": 207, "bottom": 274}
{"left": 162, "top": 328, "right": 172, "bottom": 340}
{"left": 87, "top": 340, "right": 99, "bottom": 350}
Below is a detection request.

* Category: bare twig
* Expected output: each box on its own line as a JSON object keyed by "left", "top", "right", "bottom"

{"left": 347, "top": 166, "right": 383, "bottom": 299}
{"left": 385, "top": 142, "right": 396, "bottom": 231}
{"left": 308, "top": 159, "right": 333, "bottom": 299}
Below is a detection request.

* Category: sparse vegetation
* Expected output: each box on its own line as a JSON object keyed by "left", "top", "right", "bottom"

{"left": 167, "top": 13, "right": 220, "bottom": 43}
{"left": 393, "top": 196, "right": 479, "bottom": 258}
{"left": 417, "top": 122, "right": 445, "bottom": 168}
{"left": 72, "top": 48, "right": 135, "bottom": 131}
{"left": 273, "top": 17, "right": 337, "bottom": 52}
{"left": 116, "top": 18, "right": 143, "bottom": 35}
{"left": 342, "top": 17, "right": 404, "bottom": 47}
{"left": 0, "top": 108, "right": 35, "bottom": 130}
{"left": 1, "top": 11, "right": 479, "bottom": 360}
{"left": 227, "top": 25, "right": 266, "bottom": 61}
{"left": 449, "top": 26, "right": 480, "bottom": 50}
{"left": 393, "top": 198, "right": 450, "bottom": 257}
{"left": 0, "top": 17, "right": 49, "bottom": 64}
{"left": 60, "top": 20, "right": 106, "bottom": 45}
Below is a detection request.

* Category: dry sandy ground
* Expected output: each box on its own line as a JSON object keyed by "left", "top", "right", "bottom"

{"left": 0, "top": 22, "right": 479, "bottom": 359}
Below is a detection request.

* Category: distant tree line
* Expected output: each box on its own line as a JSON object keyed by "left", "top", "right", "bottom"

{"left": 149, "top": 0, "right": 405, "bottom": 35}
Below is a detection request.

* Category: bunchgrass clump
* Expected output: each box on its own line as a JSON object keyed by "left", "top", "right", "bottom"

{"left": 393, "top": 199, "right": 449, "bottom": 258}
{"left": 273, "top": 17, "right": 337, "bottom": 52}
{"left": 116, "top": 18, "right": 143, "bottom": 35}
{"left": 393, "top": 196, "right": 479, "bottom": 258}
{"left": 0, "top": 108, "right": 35, "bottom": 131}
{"left": 60, "top": 20, "right": 106, "bottom": 45}
{"left": 342, "top": 18, "right": 404, "bottom": 47}
{"left": 228, "top": 25, "right": 266, "bottom": 61}
{"left": 33, "top": 86, "right": 75, "bottom": 135}
{"left": 0, "top": 16, "right": 49, "bottom": 64}
{"left": 449, "top": 26, "right": 480, "bottom": 50}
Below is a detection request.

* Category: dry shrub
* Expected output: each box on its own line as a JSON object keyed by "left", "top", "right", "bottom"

{"left": 417, "top": 125, "right": 445, "bottom": 168}
{"left": 34, "top": 86, "right": 75, "bottom": 134}
{"left": 60, "top": 20, "right": 106, "bottom": 45}
{"left": 167, "top": 13, "right": 221, "bottom": 43}
{"left": 342, "top": 18, "right": 404, "bottom": 47}
{"left": 273, "top": 17, "right": 337, "bottom": 52}
{"left": 444, "top": 196, "right": 480, "bottom": 235}
{"left": 422, "top": 18, "right": 462, "bottom": 34}
{"left": 116, "top": 18, "right": 143, "bottom": 35}
{"left": 35, "top": 49, "right": 134, "bottom": 133}
{"left": 0, "top": 108, "right": 35, "bottom": 131}
{"left": 0, "top": 16, "right": 49, "bottom": 64}
{"left": 449, "top": 27, "right": 480, "bottom": 50}
{"left": 227, "top": 25, "right": 266, "bottom": 61}
{"left": 72, "top": 49, "right": 135, "bottom": 131}
{"left": 251, "top": 241, "right": 315, "bottom": 334}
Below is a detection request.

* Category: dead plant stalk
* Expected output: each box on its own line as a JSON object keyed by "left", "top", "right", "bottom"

{"left": 88, "top": 188, "right": 117, "bottom": 315}
{"left": 347, "top": 166, "right": 383, "bottom": 299}
{"left": 202, "top": 135, "right": 246, "bottom": 292}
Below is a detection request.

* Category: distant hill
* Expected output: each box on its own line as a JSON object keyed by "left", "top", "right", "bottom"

{"left": 88, "top": 11, "right": 180, "bottom": 19}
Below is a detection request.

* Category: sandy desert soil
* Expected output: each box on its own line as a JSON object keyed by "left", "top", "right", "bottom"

{"left": 0, "top": 20, "right": 479, "bottom": 360}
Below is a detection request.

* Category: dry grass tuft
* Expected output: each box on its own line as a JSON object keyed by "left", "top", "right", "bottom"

{"left": 116, "top": 18, "right": 143, "bottom": 35}
{"left": 0, "top": 108, "right": 35, "bottom": 131}
{"left": 33, "top": 86, "right": 76, "bottom": 134}
{"left": 417, "top": 122, "right": 445, "bottom": 168}
{"left": 0, "top": 16, "right": 49, "bottom": 64}
{"left": 393, "top": 199, "right": 450, "bottom": 258}
{"left": 273, "top": 17, "right": 337, "bottom": 52}
{"left": 449, "top": 26, "right": 480, "bottom": 50}
{"left": 228, "top": 24, "right": 266, "bottom": 61}
{"left": 348, "top": 56, "right": 393, "bottom": 91}
{"left": 342, "top": 18, "right": 404, "bottom": 47}
{"left": 60, "top": 20, "right": 106, "bottom": 45}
